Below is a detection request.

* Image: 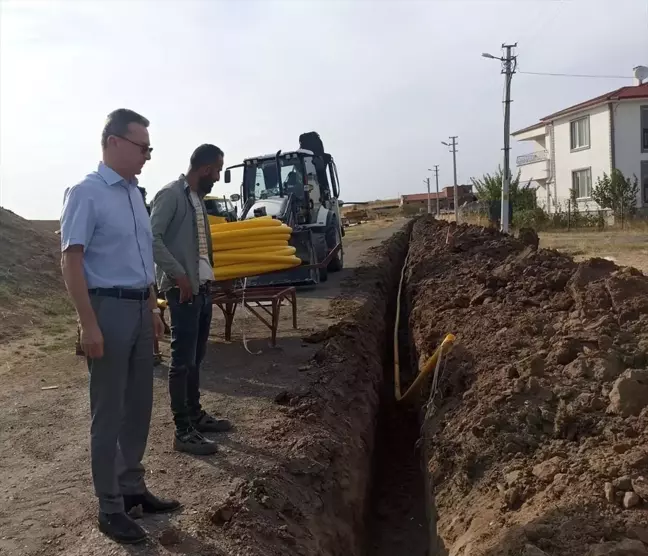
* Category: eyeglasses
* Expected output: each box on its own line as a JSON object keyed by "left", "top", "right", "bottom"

{"left": 114, "top": 135, "right": 153, "bottom": 155}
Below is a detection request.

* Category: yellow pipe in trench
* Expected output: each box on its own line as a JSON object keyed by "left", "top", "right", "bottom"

{"left": 394, "top": 249, "right": 456, "bottom": 404}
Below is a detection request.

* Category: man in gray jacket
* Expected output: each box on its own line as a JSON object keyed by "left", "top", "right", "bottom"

{"left": 150, "top": 144, "right": 231, "bottom": 455}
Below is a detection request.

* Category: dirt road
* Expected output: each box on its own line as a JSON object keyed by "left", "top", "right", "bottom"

{"left": 0, "top": 219, "right": 405, "bottom": 556}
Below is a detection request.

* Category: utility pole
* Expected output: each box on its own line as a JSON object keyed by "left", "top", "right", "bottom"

{"left": 433, "top": 165, "right": 440, "bottom": 216}
{"left": 442, "top": 137, "right": 459, "bottom": 221}
{"left": 501, "top": 44, "right": 517, "bottom": 234}
{"left": 425, "top": 177, "right": 432, "bottom": 214}
{"left": 483, "top": 44, "right": 517, "bottom": 233}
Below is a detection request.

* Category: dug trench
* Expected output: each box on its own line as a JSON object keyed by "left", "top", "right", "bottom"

{"left": 254, "top": 212, "right": 648, "bottom": 556}
{"left": 170, "top": 213, "right": 648, "bottom": 555}
{"left": 197, "top": 221, "right": 417, "bottom": 556}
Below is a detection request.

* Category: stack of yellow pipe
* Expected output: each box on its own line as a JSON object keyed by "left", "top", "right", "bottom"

{"left": 210, "top": 216, "right": 302, "bottom": 281}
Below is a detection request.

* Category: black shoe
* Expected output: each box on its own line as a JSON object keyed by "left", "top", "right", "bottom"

{"left": 98, "top": 512, "right": 147, "bottom": 544}
{"left": 192, "top": 410, "right": 232, "bottom": 433}
{"left": 124, "top": 491, "right": 182, "bottom": 515}
{"left": 174, "top": 428, "right": 218, "bottom": 455}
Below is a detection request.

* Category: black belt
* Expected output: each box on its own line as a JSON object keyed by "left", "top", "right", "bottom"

{"left": 89, "top": 287, "right": 150, "bottom": 301}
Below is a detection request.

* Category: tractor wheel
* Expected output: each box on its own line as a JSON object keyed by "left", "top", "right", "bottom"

{"left": 326, "top": 221, "right": 343, "bottom": 272}
{"left": 313, "top": 233, "right": 328, "bottom": 282}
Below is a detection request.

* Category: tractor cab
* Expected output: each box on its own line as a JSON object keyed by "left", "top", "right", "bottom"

{"left": 225, "top": 151, "right": 339, "bottom": 225}
{"left": 223, "top": 132, "right": 343, "bottom": 286}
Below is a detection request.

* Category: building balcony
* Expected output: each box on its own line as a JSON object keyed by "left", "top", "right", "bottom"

{"left": 516, "top": 150, "right": 548, "bottom": 166}
{"left": 516, "top": 150, "right": 549, "bottom": 184}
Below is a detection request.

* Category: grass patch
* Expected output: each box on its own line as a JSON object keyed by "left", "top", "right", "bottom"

{"left": 539, "top": 230, "right": 648, "bottom": 272}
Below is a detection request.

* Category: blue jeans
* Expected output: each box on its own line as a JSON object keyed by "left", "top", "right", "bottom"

{"left": 166, "top": 289, "right": 212, "bottom": 434}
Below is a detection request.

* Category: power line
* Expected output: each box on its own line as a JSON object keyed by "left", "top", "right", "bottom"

{"left": 518, "top": 70, "right": 633, "bottom": 79}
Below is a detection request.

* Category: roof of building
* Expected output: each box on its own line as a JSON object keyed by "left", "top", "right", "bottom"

{"left": 512, "top": 82, "right": 648, "bottom": 135}
{"left": 511, "top": 121, "right": 545, "bottom": 137}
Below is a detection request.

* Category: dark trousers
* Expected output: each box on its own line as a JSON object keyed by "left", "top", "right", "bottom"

{"left": 166, "top": 288, "right": 212, "bottom": 434}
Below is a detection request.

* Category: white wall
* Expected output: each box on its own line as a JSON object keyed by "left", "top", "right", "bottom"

{"left": 553, "top": 103, "right": 611, "bottom": 210}
{"left": 613, "top": 100, "right": 648, "bottom": 205}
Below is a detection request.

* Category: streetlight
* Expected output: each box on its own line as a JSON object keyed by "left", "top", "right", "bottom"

{"left": 483, "top": 44, "right": 517, "bottom": 233}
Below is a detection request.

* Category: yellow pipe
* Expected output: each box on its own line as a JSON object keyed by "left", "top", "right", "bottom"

{"left": 214, "top": 261, "right": 300, "bottom": 281}
{"left": 217, "top": 246, "right": 296, "bottom": 256}
{"left": 211, "top": 228, "right": 291, "bottom": 241}
{"left": 213, "top": 239, "right": 290, "bottom": 252}
{"left": 215, "top": 254, "right": 301, "bottom": 265}
{"left": 212, "top": 234, "right": 292, "bottom": 245}
{"left": 209, "top": 217, "right": 282, "bottom": 231}
{"left": 393, "top": 249, "right": 456, "bottom": 403}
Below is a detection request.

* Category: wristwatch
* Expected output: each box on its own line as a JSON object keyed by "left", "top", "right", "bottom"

{"left": 152, "top": 308, "right": 161, "bottom": 314}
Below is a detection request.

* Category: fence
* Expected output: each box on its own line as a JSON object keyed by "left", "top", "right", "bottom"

{"left": 455, "top": 196, "right": 643, "bottom": 232}
{"left": 539, "top": 196, "right": 635, "bottom": 231}
{"left": 457, "top": 200, "right": 492, "bottom": 227}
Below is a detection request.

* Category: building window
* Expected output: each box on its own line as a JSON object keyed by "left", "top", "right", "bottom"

{"left": 572, "top": 168, "right": 592, "bottom": 199}
{"left": 641, "top": 106, "right": 648, "bottom": 152}
{"left": 570, "top": 116, "right": 590, "bottom": 150}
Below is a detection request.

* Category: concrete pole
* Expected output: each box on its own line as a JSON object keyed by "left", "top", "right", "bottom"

{"left": 451, "top": 138, "right": 458, "bottom": 220}
{"left": 426, "top": 177, "right": 431, "bottom": 214}
{"left": 500, "top": 43, "right": 517, "bottom": 234}
{"left": 434, "top": 165, "right": 440, "bottom": 216}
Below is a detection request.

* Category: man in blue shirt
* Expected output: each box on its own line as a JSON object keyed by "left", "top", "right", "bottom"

{"left": 60, "top": 108, "right": 180, "bottom": 545}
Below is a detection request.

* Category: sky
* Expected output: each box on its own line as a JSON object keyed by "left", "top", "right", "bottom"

{"left": 1, "top": 0, "right": 647, "bottom": 220}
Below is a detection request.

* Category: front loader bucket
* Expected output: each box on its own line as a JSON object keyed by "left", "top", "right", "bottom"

{"left": 245, "top": 228, "right": 319, "bottom": 287}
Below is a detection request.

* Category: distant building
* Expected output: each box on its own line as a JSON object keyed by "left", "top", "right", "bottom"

{"left": 400, "top": 185, "right": 475, "bottom": 212}
{"left": 512, "top": 77, "right": 648, "bottom": 213}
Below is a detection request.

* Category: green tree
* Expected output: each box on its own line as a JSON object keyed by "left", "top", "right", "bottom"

{"left": 471, "top": 166, "right": 536, "bottom": 211}
{"left": 591, "top": 169, "right": 639, "bottom": 218}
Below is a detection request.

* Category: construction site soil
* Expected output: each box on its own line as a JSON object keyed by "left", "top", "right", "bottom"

{"left": 407, "top": 217, "right": 648, "bottom": 556}
{"left": 8, "top": 204, "right": 648, "bottom": 556}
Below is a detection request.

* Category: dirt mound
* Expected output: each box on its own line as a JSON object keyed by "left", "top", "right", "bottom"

{"left": 406, "top": 217, "right": 648, "bottom": 555}
{"left": 0, "top": 207, "right": 67, "bottom": 340}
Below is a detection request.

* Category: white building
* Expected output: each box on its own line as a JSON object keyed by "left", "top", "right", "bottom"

{"left": 512, "top": 78, "right": 648, "bottom": 213}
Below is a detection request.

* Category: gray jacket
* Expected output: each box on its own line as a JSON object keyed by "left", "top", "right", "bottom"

{"left": 150, "top": 176, "right": 213, "bottom": 295}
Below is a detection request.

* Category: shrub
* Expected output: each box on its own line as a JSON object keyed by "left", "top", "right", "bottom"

{"left": 591, "top": 169, "right": 639, "bottom": 218}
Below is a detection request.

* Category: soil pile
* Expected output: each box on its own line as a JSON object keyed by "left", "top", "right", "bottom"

{"left": 0, "top": 207, "right": 66, "bottom": 340}
{"left": 407, "top": 217, "right": 648, "bottom": 556}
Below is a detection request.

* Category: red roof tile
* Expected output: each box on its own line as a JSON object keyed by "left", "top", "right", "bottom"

{"left": 540, "top": 82, "right": 648, "bottom": 121}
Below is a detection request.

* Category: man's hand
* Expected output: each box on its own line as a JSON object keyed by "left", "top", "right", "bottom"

{"left": 153, "top": 313, "right": 165, "bottom": 339}
{"left": 81, "top": 321, "right": 104, "bottom": 359}
{"left": 176, "top": 275, "right": 193, "bottom": 303}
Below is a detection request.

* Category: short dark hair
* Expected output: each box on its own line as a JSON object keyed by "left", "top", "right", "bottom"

{"left": 190, "top": 144, "right": 224, "bottom": 169}
{"left": 101, "top": 108, "right": 149, "bottom": 149}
